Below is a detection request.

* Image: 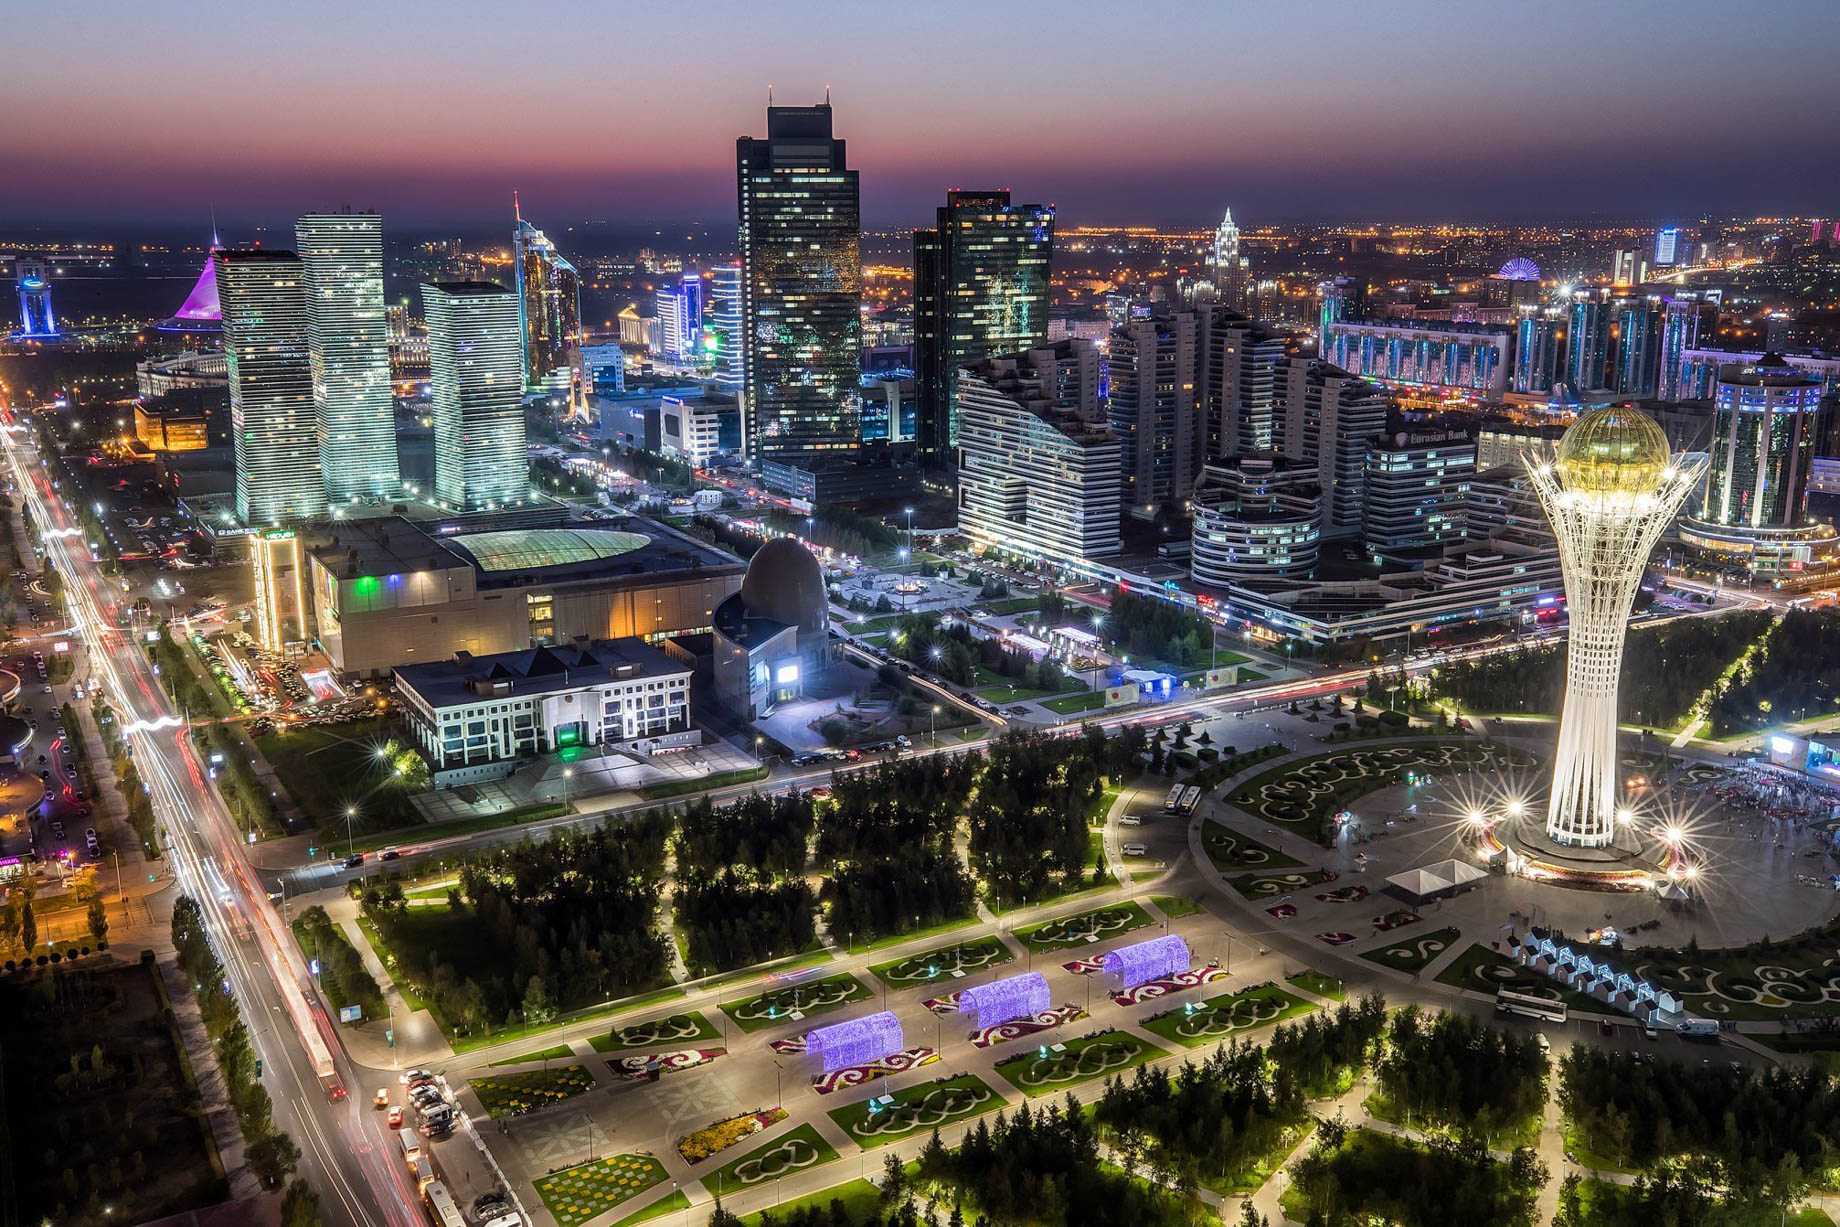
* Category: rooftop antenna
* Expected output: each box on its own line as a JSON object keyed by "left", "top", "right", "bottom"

{"left": 767, "top": 82, "right": 773, "bottom": 105}
{"left": 209, "top": 206, "right": 220, "bottom": 250}
{"left": 825, "top": 84, "right": 831, "bottom": 104}
{"left": 513, "top": 188, "right": 522, "bottom": 223}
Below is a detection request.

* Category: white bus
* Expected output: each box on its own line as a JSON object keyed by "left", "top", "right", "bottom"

{"left": 424, "top": 1181, "right": 467, "bottom": 1227}
{"left": 1163, "top": 784, "right": 1185, "bottom": 813}
{"left": 1178, "top": 786, "right": 1202, "bottom": 815}
{"left": 1494, "top": 988, "right": 1567, "bottom": 1023}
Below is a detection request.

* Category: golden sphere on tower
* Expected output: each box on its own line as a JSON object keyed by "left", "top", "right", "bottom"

{"left": 1554, "top": 406, "right": 1672, "bottom": 495}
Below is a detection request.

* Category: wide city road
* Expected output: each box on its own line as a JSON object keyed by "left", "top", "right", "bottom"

{"left": 0, "top": 407, "right": 420, "bottom": 1227}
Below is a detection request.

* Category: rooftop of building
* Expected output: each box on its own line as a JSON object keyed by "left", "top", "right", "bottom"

{"left": 218, "top": 248, "right": 299, "bottom": 262}
{"left": 306, "top": 513, "right": 740, "bottom": 586}
{"left": 395, "top": 637, "right": 685, "bottom": 709}
{"left": 423, "top": 280, "right": 512, "bottom": 297}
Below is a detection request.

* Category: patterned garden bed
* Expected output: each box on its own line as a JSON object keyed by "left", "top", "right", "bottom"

{"left": 469, "top": 1064, "right": 597, "bottom": 1117}
{"left": 535, "top": 1153, "right": 667, "bottom": 1227}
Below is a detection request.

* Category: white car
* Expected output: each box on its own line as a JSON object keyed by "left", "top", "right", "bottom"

{"left": 1122, "top": 843, "right": 1148, "bottom": 857}
{"left": 1118, "top": 816, "right": 1142, "bottom": 827}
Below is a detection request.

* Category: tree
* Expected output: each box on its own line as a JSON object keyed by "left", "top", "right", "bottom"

{"left": 281, "top": 1179, "right": 321, "bottom": 1227}
{"left": 245, "top": 1130, "right": 301, "bottom": 1188}
{"left": 87, "top": 895, "right": 108, "bottom": 946}
{"left": 1237, "top": 1203, "right": 1270, "bottom": 1227}
{"left": 19, "top": 899, "right": 35, "bottom": 956}
{"left": 881, "top": 1150, "right": 909, "bottom": 1206}
{"left": 522, "top": 974, "right": 555, "bottom": 1024}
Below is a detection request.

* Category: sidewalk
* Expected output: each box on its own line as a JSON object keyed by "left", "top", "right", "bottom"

{"left": 157, "top": 954, "right": 265, "bottom": 1201}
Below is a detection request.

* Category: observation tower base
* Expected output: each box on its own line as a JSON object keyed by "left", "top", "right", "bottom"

{"left": 1492, "top": 817, "right": 1669, "bottom": 891}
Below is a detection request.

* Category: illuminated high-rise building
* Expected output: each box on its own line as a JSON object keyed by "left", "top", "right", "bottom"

{"left": 1654, "top": 226, "right": 1684, "bottom": 267}
{"left": 424, "top": 281, "right": 526, "bottom": 512}
{"left": 913, "top": 190, "right": 1054, "bottom": 466}
{"left": 709, "top": 262, "right": 745, "bottom": 391}
{"left": 1211, "top": 209, "right": 1251, "bottom": 312}
{"left": 1109, "top": 309, "right": 1203, "bottom": 516}
{"left": 1566, "top": 294, "right": 1613, "bottom": 392}
{"left": 1657, "top": 295, "right": 1717, "bottom": 401}
{"left": 1613, "top": 297, "right": 1665, "bottom": 396}
{"left": 736, "top": 103, "right": 862, "bottom": 462}
{"left": 656, "top": 273, "right": 706, "bottom": 364}
{"left": 1513, "top": 307, "right": 1565, "bottom": 395}
{"left": 14, "top": 260, "right": 56, "bottom": 338}
{"left": 217, "top": 250, "right": 326, "bottom": 525}
{"left": 1699, "top": 358, "right": 1826, "bottom": 530}
{"left": 1203, "top": 310, "right": 1294, "bottom": 457}
{"left": 513, "top": 207, "right": 582, "bottom": 395}
{"left": 296, "top": 212, "right": 399, "bottom": 504}
{"left": 250, "top": 529, "right": 307, "bottom": 652}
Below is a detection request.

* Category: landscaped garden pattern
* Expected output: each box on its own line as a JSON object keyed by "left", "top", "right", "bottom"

{"left": 1137, "top": 984, "right": 1316, "bottom": 1048}
{"left": 469, "top": 1064, "right": 597, "bottom": 1116}
{"left": 1202, "top": 820, "right": 1306, "bottom": 874}
{"left": 1363, "top": 927, "right": 1463, "bottom": 974}
{"left": 534, "top": 1153, "right": 668, "bottom": 1227}
{"left": 993, "top": 1030, "right": 1162, "bottom": 1096}
{"left": 1229, "top": 741, "right": 1540, "bottom": 843}
{"left": 1229, "top": 869, "right": 1337, "bottom": 899}
{"left": 1434, "top": 943, "right": 1609, "bottom": 1013}
{"left": 678, "top": 1108, "right": 788, "bottom": 1163}
{"left": 701, "top": 1123, "right": 840, "bottom": 1196}
{"left": 592, "top": 1011, "right": 721, "bottom": 1053}
{"left": 721, "top": 973, "right": 873, "bottom": 1032}
{"left": 827, "top": 1074, "right": 1005, "bottom": 1147}
{"left": 870, "top": 936, "right": 1012, "bottom": 988}
{"left": 1015, "top": 903, "right": 1152, "bottom": 953}
{"left": 1562, "top": 916, "right": 1840, "bottom": 1021}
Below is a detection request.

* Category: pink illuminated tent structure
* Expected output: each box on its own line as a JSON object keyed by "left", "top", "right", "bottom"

{"left": 158, "top": 249, "right": 222, "bottom": 334}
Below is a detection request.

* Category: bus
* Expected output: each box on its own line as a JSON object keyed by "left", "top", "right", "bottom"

{"left": 1178, "top": 786, "right": 1202, "bottom": 815}
{"left": 1163, "top": 784, "right": 1185, "bottom": 813}
{"left": 1494, "top": 988, "right": 1567, "bottom": 1023}
{"left": 424, "top": 1181, "right": 467, "bottom": 1227}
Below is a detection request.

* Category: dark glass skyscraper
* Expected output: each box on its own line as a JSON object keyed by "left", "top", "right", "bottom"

{"left": 1701, "top": 358, "right": 1826, "bottom": 529}
{"left": 913, "top": 190, "right": 1054, "bottom": 467}
{"left": 736, "top": 104, "right": 862, "bottom": 463}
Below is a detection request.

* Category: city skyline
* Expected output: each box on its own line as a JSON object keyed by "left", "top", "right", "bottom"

{"left": 6, "top": 0, "right": 1839, "bottom": 230}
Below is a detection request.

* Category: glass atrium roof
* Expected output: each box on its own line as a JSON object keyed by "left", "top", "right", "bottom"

{"left": 447, "top": 528, "right": 649, "bottom": 572}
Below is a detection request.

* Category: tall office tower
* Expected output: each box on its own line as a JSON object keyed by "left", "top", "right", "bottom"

{"left": 1276, "top": 358, "right": 1388, "bottom": 533}
{"left": 1566, "top": 295, "right": 1613, "bottom": 392}
{"left": 1613, "top": 297, "right": 1665, "bottom": 396}
{"left": 1211, "top": 209, "right": 1251, "bottom": 312}
{"left": 1699, "top": 358, "right": 1827, "bottom": 529}
{"left": 709, "top": 263, "right": 745, "bottom": 390}
{"left": 1513, "top": 307, "right": 1566, "bottom": 395}
{"left": 1529, "top": 408, "right": 1702, "bottom": 847}
{"left": 14, "top": 260, "right": 56, "bottom": 337}
{"left": 1108, "top": 309, "right": 1203, "bottom": 517}
{"left": 1654, "top": 227, "right": 1683, "bottom": 267}
{"left": 736, "top": 103, "right": 862, "bottom": 462}
{"left": 1610, "top": 249, "right": 1645, "bottom": 287}
{"left": 956, "top": 340, "right": 1119, "bottom": 565}
{"left": 1362, "top": 428, "right": 1476, "bottom": 561}
{"left": 217, "top": 250, "right": 326, "bottom": 526}
{"left": 655, "top": 273, "right": 707, "bottom": 364}
{"left": 250, "top": 529, "right": 307, "bottom": 652}
{"left": 1204, "top": 310, "right": 1294, "bottom": 456}
{"left": 512, "top": 210, "right": 582, "bottom": 394}
{"left": 1657, "top": 295, "right": 1717, "bottom": 401}
{"left": 424, "top": 282, "right": 526, "bottom": 512}
{"left": 1317, "top": 276, "right": 1364, "bottom": 341}
{"left": 296, "top": 212, "right": 399, "bottom": 505}
{"left": 912, "top": 190, "right": 1054, "bottom": 466}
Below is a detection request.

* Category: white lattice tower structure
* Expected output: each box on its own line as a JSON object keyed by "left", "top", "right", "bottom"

{"left": 1525, "top": 407, "right": 1705, "bottom": 847}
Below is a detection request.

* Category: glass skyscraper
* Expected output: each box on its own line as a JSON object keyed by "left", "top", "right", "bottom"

{"left": 709, "top": 262, "right": 744, "bottom": 391}
{"left": 1613, "top": 298, "right": 1665, "bottom": 396}
{"left": 297, "top": 212, "right": 399, "bottom": 504}
{"left": 1701, "top": 358, "right": 1827, "bottom": 529}
{"left": 1513, "top": 307, "right": 1565, "bottom": 395}
{"left": 14, "top": 260, "right": 55, "bottom": 337}
{"left": 1566, "top": 295, "right": 1611, "bottom": 392}
{"left": 912, "top": 190, "right": 1054, "bottom": 466}
{"left": 424, "top": 281, "right": 527, "bottom": 512}
{"left": 513, "top": 212, "right": 582, "bottom": 395}
{"left": 736, "top": 104, "right": 862, "bottom": 463}
{"left": 217, "top": 250, "right": 327, "bottom": 526}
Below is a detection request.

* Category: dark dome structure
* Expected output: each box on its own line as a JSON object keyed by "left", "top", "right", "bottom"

{"left": 738, "top": 538, "right": 827, "bottom": 636}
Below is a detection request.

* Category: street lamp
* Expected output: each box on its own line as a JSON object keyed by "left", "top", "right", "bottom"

{"left": 344, "top": 805, "right": 358, "bottom": 857}
{"left": 930, "top": 704, "right": 939, "bottom": 746}
{"left": 562, "top": 766, "right": 574, "bottom": 808}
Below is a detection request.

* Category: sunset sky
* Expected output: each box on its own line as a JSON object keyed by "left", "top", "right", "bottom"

{"left": 7, "top": 0, "right": 1839, "bottom": 231}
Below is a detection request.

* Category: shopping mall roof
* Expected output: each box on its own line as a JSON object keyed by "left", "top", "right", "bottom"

{"left": 447, "top": 528, "right": 651, "bottom": 573}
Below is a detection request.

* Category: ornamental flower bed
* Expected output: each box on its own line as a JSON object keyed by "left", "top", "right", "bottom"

{"left": 469, "top": 1064, "right": 597, "bottom": 1117}
{"left": 676, "top": 1108, "right": 787, "bottom": 1163}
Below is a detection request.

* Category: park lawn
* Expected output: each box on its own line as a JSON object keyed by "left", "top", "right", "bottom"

{"left": 737, "top": 1178, "right": 882, "bottom": 1225}
{"left": 257, "top": 718, "right": 423, "bottom": 833}
{"left": 843, "top": 913, "right": 982, "bottom": 956}
{"left": 591, "top": 1011, "right": 722, "bottom": 1053}
{"left": 981, "top": 596, "right": 1041, "bottom": 616}
{"left": 1361, "top": 927, "right": 1463, "bottom": 974}
{"left": 612, "top": 1190, "right": 691, "bottom": 1226}
{"left": 1433, "top": 943, "right": 1608, "bottom": 1014}
{"left": 1137, "top": 985, "right": 1316, "bottom": 1049}
{"left": 1042, "top": 690, "right": 1106, "bottom": 715}
{"left": 1287, "top": 969, "right": 1348, "bottom": 1001}
{"left": 700, "top": 1122, "right": 841, "bottom": 1199}
{"left": 721, "top": 973, "right": 874, "bottom": 1033}
{"left": 1151, "top": 894, "right": 1204, "bottom": 919}
{"left": 1561, "top": 1124, "right": 1640, "bottom": 1176}
{"left": 992, "top": 1029, "right": 1164, "bottom": 1098}
{"left": 533, "top": 1153, "right": 669, "bottom": 1227}
{"left": 827, "top": 1074, "right": 1007, "bottom": 1149}
{"left": 487, "top": 1043, "right": 574, "bottom": 1068}
{"left": 1366, "top": 1090, "right": 1542, "bottom": 1151}
{"left": 349, "top": 801, "right": 572, "bottom": 853}
{"left": 468, "top": 1063, "right": 598, "bottom": 1116}
{"left": 1201, "top": 819, "right": 1307, "bottom": 873}
{"left": 869, "top": 936, "right": 1012, "bottom": 991}
{"left": 1014, "top": 902, "right": 1153, "bottom": 953}
{"left": 974, "top": 683, "right": 1065, "bottom": 702}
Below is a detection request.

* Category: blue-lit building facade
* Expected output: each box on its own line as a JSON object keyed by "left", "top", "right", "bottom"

{"left": 14, "top": 261, "right": 55, "bottom": 338}
{"left": 1319, "top": 319, "right": 1510, "bottom": 401}
{"left": 513, "top": 213, "right": 582, "bottom": 395}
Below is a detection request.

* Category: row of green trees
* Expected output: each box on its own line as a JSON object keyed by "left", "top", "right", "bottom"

{"left": 1290, "top": 1122, "right": 1544, "bottom": 1227}
{"left": 1706, "top": 607, "right": 1840, "bottom": 735}
{"left": 968, "top": 734, "right": 1105, "bottom": 904}
{"left": 1373, "top": 1006, "right": 1547, "bottom": 1142}
{"left": 292, "top": 905, "right": 384, "bottom": 1023}
{"left": 169, "top": 897, "right": 300, "bottom": 1188}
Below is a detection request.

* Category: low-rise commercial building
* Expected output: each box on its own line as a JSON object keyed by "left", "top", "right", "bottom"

{"left": 396, "top": 637, "right": 694, "bottom": 787}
